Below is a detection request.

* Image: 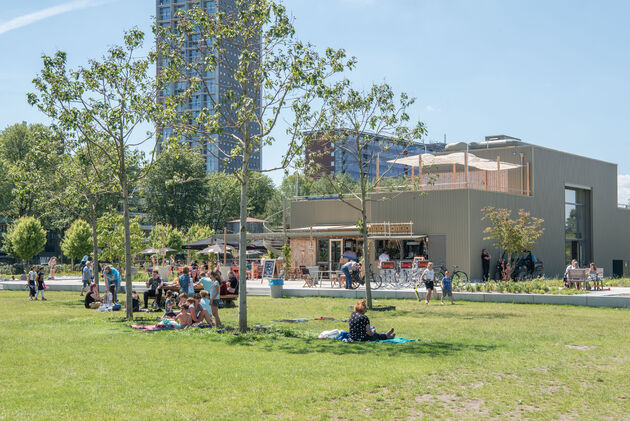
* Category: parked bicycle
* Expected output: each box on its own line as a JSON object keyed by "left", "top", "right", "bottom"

{"left": 434, "top": 264, "right": 469, "bottom": 284}
{"left": 349, "top": 264, "right": 382, "bottom": 290}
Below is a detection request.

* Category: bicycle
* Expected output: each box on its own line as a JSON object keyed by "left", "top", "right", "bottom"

{"left": 349, "top": 264, "right": 382, "bottom": 290}
{"left": 434, "top": 264, "right": 469, "bottom": 283}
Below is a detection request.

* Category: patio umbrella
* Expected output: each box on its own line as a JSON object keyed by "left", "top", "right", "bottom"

{"left": 159, "top": 247, "right": 176, "bottom": 254}
{"left": 199, "top": 244, "right": 234, "bottom": 254}
{"left": 246, "top": 249, "right": 264, "bottom": 256}
{"left": 138, "top": 248, "right": 161, "bottom": 255}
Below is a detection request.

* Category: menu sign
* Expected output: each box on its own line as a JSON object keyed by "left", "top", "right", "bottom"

{"left": 367, "top": 222, "right": 413, "bottom": 237}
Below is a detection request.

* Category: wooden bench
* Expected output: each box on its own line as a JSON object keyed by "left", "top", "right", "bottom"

{"left": 567, "top": 268, "right": 604, "bottom": 290}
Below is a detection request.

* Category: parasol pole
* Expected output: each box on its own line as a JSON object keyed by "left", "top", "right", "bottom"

{"left": 224, "top": 228, "right": 227, "bottom": 267}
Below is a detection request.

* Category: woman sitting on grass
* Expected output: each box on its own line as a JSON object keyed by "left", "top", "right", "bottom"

{"left": 348, "top": 299, "right": 395, "bottom": 342}
{"left": 84, "top": 283, "right": 101, "bottom": 309}
{"left": 188, "top": 295, "right": 213, "bottom": 326}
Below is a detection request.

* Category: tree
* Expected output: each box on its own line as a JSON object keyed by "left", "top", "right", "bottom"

{"left": 148, "top": 224, "right": 184, "bottom": 251}
{"left": 97, "top": 212, "right": 145, "bottom": 268}
{"left": 29, "top": 30, "right": 158, "bottom": 319}
{"left": 0, "top": 123, "right": 60, "bottom": 221}
{"left": 61, "top": 219, "right": 92, "bottom": 267}
{"left": 156, "top": 0, "right": 352, "bottom": 331}
{"left": 482, "top": 207, "right": 545, "bottom": 279}
{"left": 198, "top": 173, "right": 241, "bottom": 231}
{"left": 305, "top": 82, "right": 426, "bottom": 309}
{"left": 5, "top": 217, "right": 47, "bottom": 262}
{"left": 143, "top": 144, "right": 207, "bottom": 229}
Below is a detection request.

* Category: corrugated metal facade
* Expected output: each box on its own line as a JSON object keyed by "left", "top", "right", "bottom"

{"left": 290, "top": 145, "right": 630, "bottom": 279}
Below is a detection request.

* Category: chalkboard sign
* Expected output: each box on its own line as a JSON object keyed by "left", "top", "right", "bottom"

{"left": 262, "top": 259, "right": 276, "bottom": 279}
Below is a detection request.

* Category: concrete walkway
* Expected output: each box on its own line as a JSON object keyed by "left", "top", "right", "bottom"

{"left": 2, "top": 277, "right": 630, "bottom": 308}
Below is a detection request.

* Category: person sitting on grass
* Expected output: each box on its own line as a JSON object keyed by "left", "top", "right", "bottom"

{"left": 441, "top": 270, "right": 454, "bottom": 305}
{"left": 199, "top": 290, "right": 213, "bottom": 322}
{"left": 188, "top": 295, "right": 213, "bottom": 326}
{"left": 348, "top": 299, "right": 395, "bottom": 342}
{"left": 131, "top": 290, "right": 140, "bottom": 312}
{"left": 178, "top": 292, "right": 188, "bottom": 309}
{"left": 84, "top": 283, "right": 102, "bottom": 309}
{"left": 99, "top": 285, "right": 121, "bottom": 312}
{"left": 163, "top": 290, "right": 177, "bottom": 317}
{"left": 165, "top": 303, "right": 192, "bottom": 328}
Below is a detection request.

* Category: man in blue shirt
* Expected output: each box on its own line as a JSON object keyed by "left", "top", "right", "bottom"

{"left": 103, "top": 266, "right": 121, "bottom": 303}
{"left": 81, "top": 261, "right": 94, "bottom": 296}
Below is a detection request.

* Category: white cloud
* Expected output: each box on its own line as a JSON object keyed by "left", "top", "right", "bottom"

{"left": 0, "top": 0, "right": 110, "bottom": 36}
{"left": 618, "top": 174, "right": 630, "bottom": 205}
{"left": 425, "top": 105, "right": 440, "bottom": 112}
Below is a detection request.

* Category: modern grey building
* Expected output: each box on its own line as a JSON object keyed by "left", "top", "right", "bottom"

{"left": 289, "top": 137, "right": 630, "bottom": 279}
{"left": 156, "top": 0, "right": 262, "bottom": 173}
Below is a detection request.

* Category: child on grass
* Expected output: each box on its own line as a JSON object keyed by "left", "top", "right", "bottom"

{"left": 164, "top": 291, "right": 176, "bottom": 317}
{"left": 173, "top": 303, "right": 192, "bottom": 327}
{"left": 441, "top": 270, "right": 454, "bottom": 305}
{"left": 27, "top": 266, "right": 37, "bottom": 300}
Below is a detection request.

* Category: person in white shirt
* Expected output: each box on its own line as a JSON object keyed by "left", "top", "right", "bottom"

{"left": 378, "top": 250, "right": 390, "bottom": 268}
{"left": 564, "top": 259, "right": 579, "bottom": 288}
{"left": 421, "top": 262, "right": 435, "bottom": 304}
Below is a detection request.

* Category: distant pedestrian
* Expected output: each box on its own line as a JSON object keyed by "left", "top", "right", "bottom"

{"left": 481, "top": 249, "right": 491, "bottom": 282}
{"left": 441, "top": 270, "right": 454, "bottom": 305}
{"left": 48, "top": 257, "right": 57, "bottom": 280}
{"left": 27, "top": 266, "right": 37, "bottom": 300}
{"left": 36, "top": 267, "right": 47, "bottom": 300}
{"left": 81, "top": 261, "right": 94, "bottom": 296}
{"left": 421, "top": 262, "right": 435, "bottom": 305}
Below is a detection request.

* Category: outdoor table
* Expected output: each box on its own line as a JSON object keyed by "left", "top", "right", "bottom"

{"left": 316, "top": 270, "right": 342, "bottom": 288}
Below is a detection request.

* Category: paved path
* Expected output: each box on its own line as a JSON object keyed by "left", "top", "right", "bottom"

{"left": 2, "top": 277, "right": 630, "bottom": 308}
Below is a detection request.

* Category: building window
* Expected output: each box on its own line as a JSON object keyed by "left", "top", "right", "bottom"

{"left": 565, "top": 187, "right": 591, "bottom": 266}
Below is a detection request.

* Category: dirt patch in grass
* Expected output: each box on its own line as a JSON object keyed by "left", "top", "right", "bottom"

{"left": 566, "top": 344, "right": 597, "bottom": 350}
{"left": 415, "top": 394, "right": 488, "bottom": 417}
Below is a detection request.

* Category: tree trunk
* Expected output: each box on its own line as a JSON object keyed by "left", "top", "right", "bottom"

{"left": 90, "top": 201, "right": 100, "bottom": 285}
{"left": 238, "top": 153, "right": 251, "bottom": 333}
{"left": 361, "top": 187, "right": 373, "bottom": 310}
{"left": 119, "top": 144, "right": 133, "bottom": 320}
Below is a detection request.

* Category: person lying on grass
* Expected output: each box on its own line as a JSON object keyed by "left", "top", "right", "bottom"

{"left": 348, "top": 299, "right": 395, "bottom": 342}
{"left": 188, "top": 296, "right": 213, "bottom": 326}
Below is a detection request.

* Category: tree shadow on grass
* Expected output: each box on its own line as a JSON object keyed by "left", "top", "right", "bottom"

{"left": 419, "top": 311, "right": 524, "bottom": 320}
{"left": 262, "top": 338, "right": 500, "bottom": 357}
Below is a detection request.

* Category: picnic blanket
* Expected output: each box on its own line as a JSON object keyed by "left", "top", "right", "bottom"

{"left": 324, "top": 330, "right": 418, "bottom": 343}
{"left": 131, "top": 324, "right": 185, "bottom": 331}
{"left": 273, "top": 317, "right": 337, "bottom": 323}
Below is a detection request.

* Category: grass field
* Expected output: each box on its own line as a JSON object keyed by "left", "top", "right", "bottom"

{"left": 1, "top": 291, "right": 628, "bottom": 420}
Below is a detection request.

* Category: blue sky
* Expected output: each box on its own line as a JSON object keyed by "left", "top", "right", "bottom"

{"left": 1, "top": 0, "right": 630, "bottom": 200}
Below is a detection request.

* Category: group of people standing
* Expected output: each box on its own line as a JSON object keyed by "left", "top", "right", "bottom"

{"left": 419, "top": 262, "right": 454, "bottom": 305}
{"left": 26, "top": 266, "right": 47, "bottom": 301}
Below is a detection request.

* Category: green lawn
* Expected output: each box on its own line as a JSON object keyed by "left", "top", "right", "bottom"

{"left": 1, "top": 291, "right": 628, "bottom": 420}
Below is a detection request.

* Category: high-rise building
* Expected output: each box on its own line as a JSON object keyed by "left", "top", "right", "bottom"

{"left": 305, "top": 129, "right": 445, "bottom": 181}
{"left": 155, "top": 0, "right": 262, "bottom": 173}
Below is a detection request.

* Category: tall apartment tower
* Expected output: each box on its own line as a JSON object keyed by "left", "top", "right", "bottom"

{"left": 156, "top": 0, "right": 262, "bottom": 173}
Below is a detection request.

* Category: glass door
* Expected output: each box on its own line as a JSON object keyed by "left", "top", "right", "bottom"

{"left": 329, "top": 239, "right": 343, "bottom": 271}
